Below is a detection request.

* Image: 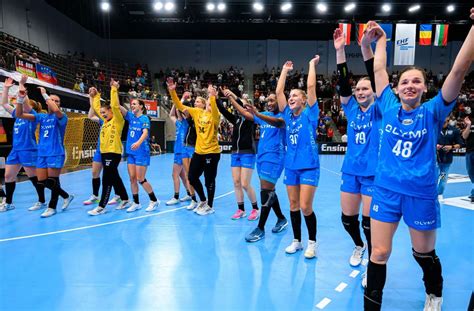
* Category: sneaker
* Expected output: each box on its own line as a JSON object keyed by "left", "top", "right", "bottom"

{"left": 41, "top": 208, "right": 56, "bottom": 218}
{"left": 107, "top": 195, "right": 121, "bottom": 205}
{"left": 194, "top": 201, "right": 207, "bottom": 213}
{"left": 231, "top": 209, "right": 246, "bottom": 220}
{"left": 127, "top": 202, "right": 142, "bottom": 213}
{"left": 349, "top": 244, "right": 366, "bottom": 266}
{"left": 245, "top": 227, "right": 265, "bottom": 242}
{"left": 1, "top": 197, "right": 5, "bottom": 205}
{"left": 83, "top": 195, "right": 99, "bottom": 205}
{"left": 145, "top": 201, "right": 159, "bottom": 212}
{"left": 166, "top": 197, "right": 180, "bottom": 205}
{"left": 186, "top": 200, "right": 197, "bottom": 210}
{"left": 272, "top": 218, "right": 288, "bottom": 233}
{"left": 423, "top": 294, "right": 443, "bottom": 311}
{"left": 62, "top": 194, "right": 75, "bottom": 211}
{"left": 29, "top": 202, "right": 47, "bottom": 211}
{"left": 248, "top": 209, "right": 260, "bottom": 221}
{"left": 179, "top": 195, "right": 192, "bottom": 202}
{"left": 196, "top": 203, "right": 215, "bottom": 216}
{"left": 115, "top": 199, "right": 131, "bottom": 210}
{"left": 361, "top": 271, "right": 367, "bottom": 288}
{"left": 88, "top": 206, "right": 106, "bottom": 216}
{"left": 437, "top": 194, "right": 444, "bottom": 203}
{"left": 285, "top": 239, "right": 304, "bottom": 254}
{"left": 0, "top": 203, "right": 15, "bottom": 212}
{"left": 304, "top": 240, "right": 318, "bottom": 259}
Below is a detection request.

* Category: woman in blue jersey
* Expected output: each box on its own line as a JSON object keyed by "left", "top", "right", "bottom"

{"left": 0, "top": 76, "right": 45, "bottom": 212}
{"left": 16, "top": 87, "right": 74, "bottom": 218}
{"left": 166, "top": 101, "right": 193, "bottom": 208}
{"left": 222, "top": 89, "right": 288, "bottom": 242}
{"left": 363, "top": 15, "right": 474, "bottom": 310}
{"left": 334, "top": 27, "right": 380, "bottom": 287}
{"left": 276, "top": 56, "right": 320, "bottom": 258}
{"left": 120, "top": 97, "right": 160, "bottom": 212}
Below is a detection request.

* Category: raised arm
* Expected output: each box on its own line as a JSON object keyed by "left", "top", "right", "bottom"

{"left": 38, "top": 87, "right": 63, "bottom": 119}
{"left": 110, "top": 79, "right": 126, "bottom": 119}
{"left": 14, "top": 92, "right": 35, "bottom": 121}
{"left": 246, "top": 104, "right": 285, "bottom": 128}
{"left": 1, "top": 77, "right": 14, "bottom": 114}
{"left": 360, "top": 28, "right": 377, "bottom": 92}
{"left": 441, "top": 10, "right": 474, "bottom": 102}
{"left": 169, "top": 104, "right": 178, "bottom": 123}
{"left": 167, "top": 78, "right": 188, "bottom": 113}
{"left": 222, "top": 88, "right": 254, "bottom": 121}
{"left": 89, "top": 87, "right": 103, "bottom": 121}
{"left": 208, "top": 85, "right": 220, "bottom": 123}
{"left": 276, "top": 61, "right": 293, "bottom": 112}
{"left": 307, "top": 55, "right": 320, "bottom": 107}
{"left": 463, "top": 117, "right": 472, "bottom": 140}
{"left": 18, "top": 75, "right": 32, "bottom": 113}
{"left": 88, "top": 94, "right": 100, "bottom": 123}
{"left": 333, "top": 28, "right": 353, "bottom": 105}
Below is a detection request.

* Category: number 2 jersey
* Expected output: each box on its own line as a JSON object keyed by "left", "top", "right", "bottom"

{"left": 36, "top": 113, "right": 68, "bottom": 156}
{"left": 125, "top": 111, "right": 150, "bottom": 156}
{"left": 282, "top": 102, "right": 320, "bottom": 170}
{"left": 375, "top": 85, "right": 455, "bottom": 199}
{"left": 341, "top": 97, "right": 381, "bottom": 177}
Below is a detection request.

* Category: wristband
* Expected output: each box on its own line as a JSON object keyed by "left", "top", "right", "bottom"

{"left": 16, "top": 95, "right": 26, "bottom": 105}
{"left": 42, "top": 93, "right": 50, "bottom": 101}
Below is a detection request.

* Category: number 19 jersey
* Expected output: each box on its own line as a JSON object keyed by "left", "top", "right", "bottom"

{"left": 375, "top": 85, "right": 455, "bottom": 199}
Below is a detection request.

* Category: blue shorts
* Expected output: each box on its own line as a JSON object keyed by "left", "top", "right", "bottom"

{"left": 93, "top": 149, "right": 102, "bottom": 163}
{"left": 127, "top": 154, "right": 150, "bottom": 166}
{"left": 231, "top": 153, "right": 256, "bottom": 169}
{"left": 182, "top": 146, "right": 195, "bottom": 159}
{"left": 284, "top": 167, "right": 320, "bottom": 187}
{"left": 174, "top": 153, "right": 183, "bottom": 165}
{"left": 257, "top": 161, "right": 284, "bottom": 184}
{"left": 370, "top": 186, "right": 441, "bottom": 231}
{"left": 340, "top": 173, "right": 375, "bottom": 196}
{"left": 6, "top": 149, "right": 37, "bottom": 167}
{"left": 37, "top": 155, "right": 65, "bottom": 169}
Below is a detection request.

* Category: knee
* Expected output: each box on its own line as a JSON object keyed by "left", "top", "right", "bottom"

{"left": 301, "top": 205, "right": 313, "bottom": 216}
{"left": 241, "top": 180, "right": 250, "bottom": 191}
{"left": 371, "top": 246, "right": 391, "bottom": 263}
{"left": 129, "top": 176, "right": 137, "bottom": 184}
{"left": 289, "top": 199, "right": 299, "bottom": 211}
{"left": 233, "top": 179, "right": 241, "bottom": 189}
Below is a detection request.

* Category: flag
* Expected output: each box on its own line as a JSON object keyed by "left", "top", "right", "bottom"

{"left": 35, "top": 63, "right": 58, "bottom": 85}
{"left": 394, "top": 24, "right": 416, "bottom": 66}
{"left": 419, "top": 24, "right": 432, "bottom": 45}
{"left": 357, "top": 23, "right": 367, "bottom": 45}
{"left": 370, "top": 24, "right": 393, "bottom": 66}
{"left": 339, "top": 23, "right": 351, "bottom": 45}
{"left": 434, "top": 24, "right": 449, "bottom": 46}
{"left": 0, "top": 119, "right": 7, "bottom": 143}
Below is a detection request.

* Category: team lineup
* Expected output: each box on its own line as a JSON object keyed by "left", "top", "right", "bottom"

{"left": 1, "top": 11, "right": 474, "bottom": 311}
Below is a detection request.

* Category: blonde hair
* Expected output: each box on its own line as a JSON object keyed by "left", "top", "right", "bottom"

{"left": 27, "top": 99, "right": 42, "bottom": 113}
{"left": 291, "top": 89, "right": 307, "bottom": 100}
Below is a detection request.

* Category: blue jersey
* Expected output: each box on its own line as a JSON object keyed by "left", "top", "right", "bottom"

{"left": 36, "top": 113, "right": 68, "bottom": 156}
{"left": 254, "top": 112, "right": 285, "bottom": 164}
{"left": 11, "top": 109, "right": 38, "bottom": 151}
{"left": 282, "top": 102, "right": 320, "bottom": 170}
{"left": 125, "top": 112, "right": 150, "bottom": 156}
{"left": 96, "top": 118, "right": 103, "bottom": 150}
{"left": 174, "top": 119, "right": 189, "bottom": 154}
{"left": 341, "top": 97, "right": 382, "bottom": 176}
{"left": 375, "top": 85, "right": 455, "bottom": 199}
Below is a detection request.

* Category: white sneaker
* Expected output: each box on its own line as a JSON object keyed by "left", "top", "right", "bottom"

{"left": 62, "top": 194, "right": 75, "bottom": 211}
{"left": 196, "top": 203, "right": 215, "bottom": 216}
{"left": 83, "top": 195, "right": 99, "bottom": 205}
{"left": 350, "top": 244, "right": 366, "bottom": 266}
{"left": 29, "top": 202, "right": 47, "bottom": 211}
{"left": 88, "top": 206, "right": 106, "bottom": 216}
{"left": 361, "top": 271, "right": 367, "bottom": 288}
{"left": 115, "top": 199, "right": 131, "bottom": 210}
{"left": 166, "top": 197, "right": 180, "bottom": 205}
{"left": 304, "top": 240, "right": 318, "bottom": 259}
{"left": 107, "top": 195, "right": 121, "bottom": 205}
{"left": 194, "top": 201, "right": 207, "bottom": 213}
{"left": 179, "top": 195, "right": 192, "bottom": 202}
{"left": 423, "top": 294, "right": 443, "bottom": 311}
{"left": 437, "top": 195, "right": 444, "bottom": 203}
{"left": 0, "top": 203, "right": 15, "bottom": 212}
{"left": 186, "top": 200, "right": 197, "bottom": 210}
{"left": 285, "top": 239, "right": 304, "bottom": 254}
{"left": 1, "top": 197, "right": 5, "bottom": 205}
{"left": 41, "top": 208, "right": 56, "bottom": 218}
{"left": 145, "top": 201, "right": 160, "bottom": 212}
{"left": 126, "top": 202, "right": 142, "bottom": 213}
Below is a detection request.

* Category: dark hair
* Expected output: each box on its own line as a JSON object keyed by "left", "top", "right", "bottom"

{"left": 398, "top": 66, "right": 428, "bottom": 86}
{"left": 100, "top": 101, "right": 111, "bottom": 109}
{"left": 132, "top": 98, "right": 147, "bottom": 115}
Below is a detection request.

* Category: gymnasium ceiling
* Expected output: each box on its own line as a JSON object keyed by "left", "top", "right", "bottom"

{"left": 45, "top": 1, "right": 473, "bottom": 40}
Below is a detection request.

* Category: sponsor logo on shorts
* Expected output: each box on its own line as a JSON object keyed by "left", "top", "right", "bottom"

{"left": 414, "top": 219, "right": 436, "bottom": 226}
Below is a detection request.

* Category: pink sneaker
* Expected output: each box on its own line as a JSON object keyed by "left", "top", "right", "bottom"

{"left": 231, "top": 209, "right": 246, "bottom": 220}
{"left": 248, "top": 209, "right": 260, "bottom": 221}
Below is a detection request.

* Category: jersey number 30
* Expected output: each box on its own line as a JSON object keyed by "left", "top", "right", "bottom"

{"left": 392, "top": 140, "right": 412, "bottom": 158}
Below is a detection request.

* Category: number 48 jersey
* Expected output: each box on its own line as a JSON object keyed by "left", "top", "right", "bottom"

{"left": 375, "top": 85, "right": 456, "bottom": 199}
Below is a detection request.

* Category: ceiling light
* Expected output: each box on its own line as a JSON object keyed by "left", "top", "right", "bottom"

{"left": 206, "top": 3, "right": 215, "bottom": 11}
{"left": 164, "top": 2, "right": 175, "bottom": 11}
{"left": 100, "top": 1, "right": 110, "bottom": 12}
{"left": 446, "top": 4, "right": 455, "bottom": 13}
{"left": 316, "top": 3, "right": 328, "bottom": 13}
{"left": 382, "top": 4, "right": 391, "bottom": 12}
{"left": 217, "top": 2, "right": 226, "bottom": 11}
{"left": 253, "top": 2, "right": 264, "bottom": 12}
{"left": 408, "top": 4, "right": 420, "bottom": 12}
{"left": 344, "top": 2, "right": 356, "bottom": 12}
{"left": 281, "top": 2, "right": 292, "bottom": 12}
{"left": 153, "top": 1, "right": 163, "bottom": 11}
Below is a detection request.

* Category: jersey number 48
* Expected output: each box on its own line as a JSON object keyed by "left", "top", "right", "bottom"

{"left": 392, "top": 140, "right": 412, "bottom": 158}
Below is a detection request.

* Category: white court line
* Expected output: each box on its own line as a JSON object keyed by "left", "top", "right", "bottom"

{"left": 362, "top": 259, "right": 368, "bottom": 266}
{"left": 349, "top": 270, "right": 360, "bottom": 278}
{"left": 0, "top": 190, "right": 234, "bottom": 243}
{"left": 320, "top": 166, "right": 342, "bottom": 176}
{"left": 335, "top": 282, "right": 348, "bottom": 293}
{"left": 315, "top": 298, "right": 331, "bottom": 309}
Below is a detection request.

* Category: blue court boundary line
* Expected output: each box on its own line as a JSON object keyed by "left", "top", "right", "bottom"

{"left": 0, "top": 190, "right": 234, "bottom": 243}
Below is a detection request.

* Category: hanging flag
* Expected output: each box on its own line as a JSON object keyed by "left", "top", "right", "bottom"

{"left": 357, "top": 23, "right": 367, "bottom": 45}
{"left": 36, "top": 63, "right": 58, "bottom": 85}
{"left": 370, "top": 24, "right": 394, "bottom": 66}
{"left": 434, "top": 24, "right": 449, "bottom": 46}
{"left": 339, "top": 23, "right": 352, "bottom": 45}
{"left": 394, "top": 24, "right": 416, "bottom": 66}
{"left": 419, "top": 24, "right": 432, "bottom": 45}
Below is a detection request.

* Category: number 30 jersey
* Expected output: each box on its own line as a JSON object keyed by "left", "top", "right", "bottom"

{"left": 341, "top": 97, "right": 382, "bottom": 177}
{"left": 282, "top": 102, "right": 320, "bottom": 170}
{"left": 375, "top": 85, "right": 455, "bottom": 199}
